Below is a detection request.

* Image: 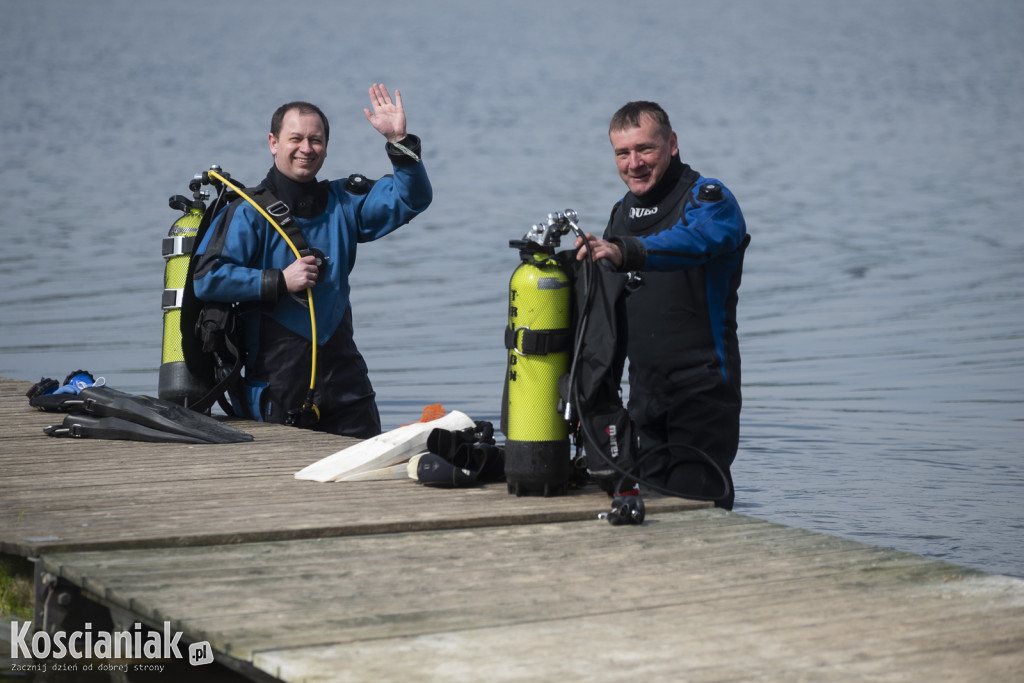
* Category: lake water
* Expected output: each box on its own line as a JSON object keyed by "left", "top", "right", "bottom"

{"left": 1, "top": 0, "right": 1022, "bottom": 579}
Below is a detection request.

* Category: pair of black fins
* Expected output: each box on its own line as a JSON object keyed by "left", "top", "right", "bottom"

{"left": 38, "top": 386, "right": 253, "bottom": 445}
{"left": 414, "top": 421, "right": 504, "bottom": 488}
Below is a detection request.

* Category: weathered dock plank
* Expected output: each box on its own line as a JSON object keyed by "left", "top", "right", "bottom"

{"left": 37, "top": 509, "right": 1024, "bottom": 682}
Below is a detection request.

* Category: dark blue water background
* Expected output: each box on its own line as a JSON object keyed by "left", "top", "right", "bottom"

{"left": 1, "top": 0, "right": 1021, "bottom": 578}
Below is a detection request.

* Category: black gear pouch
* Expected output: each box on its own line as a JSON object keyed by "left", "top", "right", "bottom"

{"left": 579, "top": 406, "right": 636, "bottom": 487}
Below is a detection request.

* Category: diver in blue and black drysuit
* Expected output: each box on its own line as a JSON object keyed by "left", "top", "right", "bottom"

{"left": 575, "top": 101, "right": 748, "bottom": 509}
{"left": 192, "top": 86, "right": 431, "bottom": 438}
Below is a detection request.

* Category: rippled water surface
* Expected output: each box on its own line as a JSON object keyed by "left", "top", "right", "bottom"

{"left": 1, "top": 0, "right": 1022, "bottom": 578}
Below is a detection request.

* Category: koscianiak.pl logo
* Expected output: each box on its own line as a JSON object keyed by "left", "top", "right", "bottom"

{"left": 7, "top": 621, "right": 213, "bottom": 675}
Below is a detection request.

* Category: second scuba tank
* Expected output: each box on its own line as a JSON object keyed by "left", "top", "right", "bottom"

{"left": 158, "top": 192, "right": 210, "bottom": 406}
{"left": 503, "top": 215, "right": 574, "bottom": 496}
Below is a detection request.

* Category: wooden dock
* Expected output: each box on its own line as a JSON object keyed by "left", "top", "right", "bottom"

{"left": 2, "top": 376, "right": 1023, "bottom": 681}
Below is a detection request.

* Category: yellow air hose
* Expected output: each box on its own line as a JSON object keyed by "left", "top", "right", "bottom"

{"left": 207, "top": 169, "right": 320, "bottom": 422}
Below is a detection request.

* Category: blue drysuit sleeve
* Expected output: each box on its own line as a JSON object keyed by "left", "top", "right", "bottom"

{"left": 352, "top": 161, "right": 432, "bottom": 244}
{"left": 616, "top": 180, "right": 746, "bottom": 272}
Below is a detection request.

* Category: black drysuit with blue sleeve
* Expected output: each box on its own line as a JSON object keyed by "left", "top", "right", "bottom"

{"left": 604, "top": 155, "right": 748, "bottom": 508}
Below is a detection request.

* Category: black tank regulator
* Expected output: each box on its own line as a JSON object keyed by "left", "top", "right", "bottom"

{"left": 515, "top": 208, "right": 582, "bottom": 250}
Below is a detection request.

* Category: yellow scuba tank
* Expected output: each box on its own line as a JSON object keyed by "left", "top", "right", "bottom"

{"left": 158, "top": 193, "right": 211, "bottom": 405}
{"left": 503, "top": 215, "right": 574, "bottom": 496}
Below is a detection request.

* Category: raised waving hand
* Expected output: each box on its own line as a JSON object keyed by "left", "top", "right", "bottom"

{"left": 364, "top": 83, "right": 407, "bottom": 143}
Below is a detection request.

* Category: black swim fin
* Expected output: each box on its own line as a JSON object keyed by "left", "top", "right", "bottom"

{"left": 414, "top": 452, "right": 481, "bottom": 488}
{"left": 58, "top": 386, "right": 253, "bottom": 444}
{"left": 421, "top": 422, "right": 504, "bottom": 487}
{"left": 44, "top": 413, "right": 213, "bottom": 444}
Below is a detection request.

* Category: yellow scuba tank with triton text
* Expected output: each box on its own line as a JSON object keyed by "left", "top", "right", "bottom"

{"left": 158, "top": 193, "right": 211, "bottom": 405}
{"left": 502, "top": 216, "right": 574, "bottom": 496}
